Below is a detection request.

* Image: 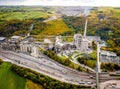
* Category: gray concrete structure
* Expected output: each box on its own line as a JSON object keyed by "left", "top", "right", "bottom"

{"left": 74, "top": 34, "right": 82, "bottom": 50}
{"left": 86, "top": 36, "right": 101, "bottom": 43}
{"left": 31, "top": 45, "right": 39, "bottom": 58}
{"left": 74, "top": 34, "right": 91, "bottom": 52}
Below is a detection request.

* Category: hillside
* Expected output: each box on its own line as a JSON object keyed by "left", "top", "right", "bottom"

{"left": 35, "top": 19, "right": 72, "bottom": 38}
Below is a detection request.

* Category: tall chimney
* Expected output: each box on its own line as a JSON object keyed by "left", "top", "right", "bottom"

{"left": 28, "top": 24, "right": 34, "bottom": 36}
{"left": 83, "top": 18, "right": 88, "bottom": 37}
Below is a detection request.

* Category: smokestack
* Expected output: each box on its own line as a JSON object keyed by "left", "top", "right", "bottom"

{"left": 83, "top": 18, "right": 88, "bottom": 37}
{"left": 30, "top": 24, "right": 34, "bottom": 31}
{"left": 28, "top": 24, "right": 34, "bottom": 36}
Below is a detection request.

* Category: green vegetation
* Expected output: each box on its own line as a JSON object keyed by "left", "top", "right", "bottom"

{"left": 76, "top": 43, "right": 97, "bottom": 69}
{"left": 0, "top": 19, "right": 33, "bottom": 36}
{"left": 77, "top": 57, "right": 96, "bottom": 69}
{"left": 0, "top": 62, "right": 26, "bottom": 89}
{"left": 0, "top": 60, "right": 92, "bottom": 89}
{"left": 44, "top": 50, "right": 85, "bottom": 71}
{"left": 35, "top": 19, "right": 71, "bottom": 38}
{"left": 0, "top": 6, "right": 53, "bottom": 21}
{"left": 0, "top": 62, "right": 44, "bottom": 89}
{"left": 0, "top": 18, "right": 70, "bottom": 39}
{"left": 11, "top": 64, "right": 92, "bottom": 89}
{"left": 26, "top": 80, "right": 43, "bottom": 89}
{"left": 63, "top": 7, "right": 120, "bottom": 55}
{"left": 101, "top": 62, "right": 120, "bottom": 72}
{"left": 63, "top": 16, "right": 85, "bottom": 35}
{"left": 0, "top": 59, "right": 3, "bottom": 65}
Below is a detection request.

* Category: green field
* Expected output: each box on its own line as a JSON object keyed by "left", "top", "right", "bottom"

{"left": 0, "top": 6, "right": 54, "bottom": 21}
{"left": 0, "top": 62, "right": 26, "bottom": 89}
{"left": 0, "top": 12, "right": 52, "bottom": 21}
{"left": 0, "top": 62, "right": 43, "bottom": 89}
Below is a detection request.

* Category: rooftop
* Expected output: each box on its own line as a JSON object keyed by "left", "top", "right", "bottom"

{"left": 0, "top": 37, "right": 6, "bottom": 41}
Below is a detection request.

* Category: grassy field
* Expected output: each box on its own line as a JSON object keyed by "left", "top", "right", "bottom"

{"left": 0, "top": 62, "right": 26, "bottom": 89}
{"left": 0, "top": 62, "right": 43, "bottom": 89}
{"left": 0, "top": 12, "right": 52, "bottom": 21}
{"left": 0, "top": 6, "right": 54, "bottom": 21}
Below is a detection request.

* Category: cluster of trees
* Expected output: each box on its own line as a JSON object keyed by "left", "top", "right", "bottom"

{"left": 63, "top": 16, "right": 85, "bottom": 35}
{"left": 101, "top": 62, "right": 120, "bottom": 72}
{"left": 77, "top": 57, "right": 120, "bottom": 72}
{"left": 0, "top": 20, "right": 32, "bottom": 36}
{"left": 11, "top": 64, "right": 92, "bottom": 89}
{"left": 44, "top": 50, "right": 84, "bottom": 71}
{"left": 0, "top": 18, "right": 69, "bottom": 39}
{"left": 0, "top": 59, "right": 3, "bottom": 65}
{"left": 102, "top": 46, "right": 120, "bottom": 56}
{"left": 0, "top": 19, "right": 48, "bottom": 36}
{"left": 77, "top": 57, "right": 96, "bottom": 69}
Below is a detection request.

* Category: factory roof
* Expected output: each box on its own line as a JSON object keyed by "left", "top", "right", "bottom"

{"left": 0, "top": 37, "right": 6, "bottom": 41}
{"left": 101, "top": 50, "right": 117, "bottom": 57}
{"left": 44, "top": 39, "right": 53, "bottom": 43}
{"left": 11, "top": 36, "right": 21, "bottom": 39}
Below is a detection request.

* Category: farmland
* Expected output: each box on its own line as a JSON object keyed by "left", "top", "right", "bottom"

{"left": 0, "top": 62, "right": 26, "bottom": 89}
{"left": 0, "top": 62, "right": 43, "bottom": 89}
{"left": 0, "top": 6, "right": 54, "bottom": 22}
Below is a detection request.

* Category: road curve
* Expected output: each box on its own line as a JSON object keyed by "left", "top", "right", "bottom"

{"left": 0, "top": 49, "right": 95, "bottom": 87}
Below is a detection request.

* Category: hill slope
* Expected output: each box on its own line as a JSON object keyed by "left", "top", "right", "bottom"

{"left": 35, "top": 19, "right": 71, "bottom": 38}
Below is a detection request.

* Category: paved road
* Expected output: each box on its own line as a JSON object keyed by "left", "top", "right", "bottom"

{"left": 0, "top": 49, "right": 119, "bottom": 88}
{"left": 100, "top": 80, "right": 120, "bottom": 89}
{"left": 0, "top": 49, "right": 95, "bottom": 87}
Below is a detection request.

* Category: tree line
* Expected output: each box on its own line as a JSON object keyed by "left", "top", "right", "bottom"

{"left": 43, "top": 50, "right": 86, "bottom": 72}
{"left": 11, "top": 64, "right": 92, "bottom": 89}
{"left": 0, "top": 19, "right": 48, "bottom": 37}
{"left": 101, "top": 62, "right": 120, "bottom": 72}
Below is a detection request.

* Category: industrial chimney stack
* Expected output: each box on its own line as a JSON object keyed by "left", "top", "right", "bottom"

{"left": 83, "top": 17, "right": 88, "bottom": 38}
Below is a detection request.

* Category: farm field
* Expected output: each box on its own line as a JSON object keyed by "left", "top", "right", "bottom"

{"left": 0, "top": 6, "right": 54, "bottom": 22}
{"left": 0, "top": 62, "right": 26, "bottom": 89}
{"left": 0, "top": 12, "right": 51, "bottom": 21}
{"left": 0, "top": 62, "right": 43, "bottom": 89}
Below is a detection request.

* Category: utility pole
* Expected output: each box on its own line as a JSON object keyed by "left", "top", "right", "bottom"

{"left": 96, "top": 42, "right": 100, "bottom": 89}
